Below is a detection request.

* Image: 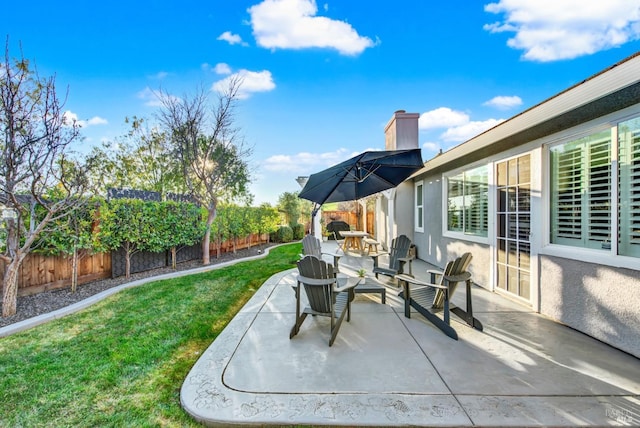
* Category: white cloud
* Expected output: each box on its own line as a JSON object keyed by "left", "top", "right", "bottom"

{"left": 483, "top": 95, "right": 523, "bottom": 110}
{"left": 263, "top": 148, "right": 352, "bottom": 173}
{"left": 441, "top": 118, "right": 504, "bottom": 143}
{"left": 248, "top": 0, "right": 376, "bottom": 56}
{"left": 421, "top": 141, "right": 441, "bottom": 152}
{"left": 419, "top": 107, "right": 470, "bottom": 130}
{"left": 150, "top": 71, "right": 169, "bottom": 80}
{"left": 214, "top": 62, "right": 232, "bottom": 75}
{"left": 137, "top": 87, "right": 165, "bottom": 107}
{"left": 484, "top": 0, "right": 640, "bottom": 61}
{"left": 63, "top": 111, "right": 108, "bottom": 128}
{"left": 217, "top": 31, "right": 247, "bottom": 46}
{"left": 212, "top": 69, "right": 276, "bottom": 99}
{"left": 86, "top": 116, "right": 108, "bottom": 126}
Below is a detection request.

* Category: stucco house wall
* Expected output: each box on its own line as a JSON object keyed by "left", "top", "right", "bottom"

{"left": 540, "top": 256, "right": 640, "bottom": 357}
{"left": 403, "top": 52, "right": 640, "bottom": 357}
{"left": 393, "top": 181, "right": 415, "bottom": 242}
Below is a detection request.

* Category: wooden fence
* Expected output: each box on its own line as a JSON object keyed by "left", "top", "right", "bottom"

{"left": 322, "top": 211, "right": 375, "bottom": 235}
{"left": 0, "top": 233, "right": 270, "bottom": 297}
{"left": 0, "top": 252, "right": 112, "bottom": 297}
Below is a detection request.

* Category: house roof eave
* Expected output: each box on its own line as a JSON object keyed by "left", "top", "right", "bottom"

{"left": 413, "top": 51, "right": 640, "bottom": 178}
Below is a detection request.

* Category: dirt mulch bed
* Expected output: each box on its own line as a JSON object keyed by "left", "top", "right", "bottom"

{"left": 0, "top": 244, "right": 276, "bottom": 329}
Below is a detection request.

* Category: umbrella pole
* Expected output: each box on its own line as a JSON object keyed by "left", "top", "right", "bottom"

{"left": 311, "top": 204, "right": 320, "bottom": 238}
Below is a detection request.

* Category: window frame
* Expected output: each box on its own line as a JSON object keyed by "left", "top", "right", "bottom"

{"left": 549, "top": 128, "right": 613, "bottom": 250}
{"left": 541, "top": 115, "right": 640, "bottom": 269}
{"left": 415, "top": 180, "right": 424, "bottom": 233}
{"left": 442, "top": 164, "right": 490, "bottom": 245}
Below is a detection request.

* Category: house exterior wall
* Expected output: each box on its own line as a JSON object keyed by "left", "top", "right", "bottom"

{"left": 414, "top": 174, "right": 491, "bottom": 287}
{"left": 539, "top": 255, "right": 640, "bottom": 357}
{"left": 410, "top": 102, "right": 640, "bottom": 357}
{"left": 394, "top": 181, "right": 415, "bottom": 241}
{"left": 375, "top": 194, "right": 391, "bottom": 248}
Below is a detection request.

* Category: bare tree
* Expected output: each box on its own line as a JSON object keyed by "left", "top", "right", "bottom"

{"left": 157, "top": 77, "right": 252, "bottom": 265}
{"left": 0, "top": 40, "right": 90, "bottom": 317}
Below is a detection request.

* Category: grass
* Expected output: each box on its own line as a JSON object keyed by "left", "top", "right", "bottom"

{"left": 0, "top": 243, "right": 302, "bottom": 427}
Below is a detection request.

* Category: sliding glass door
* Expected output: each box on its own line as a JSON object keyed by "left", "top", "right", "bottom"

{"left": 496, "top": 155, "right": 531, "bottom": 300}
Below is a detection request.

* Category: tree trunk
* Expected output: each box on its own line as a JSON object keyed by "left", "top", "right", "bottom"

{"left": 71, "top": 246, "right": 79, "bottom": 293}
{"left": 2, "top": 260, "right": 20, "bottom": 317}
{"left": 202, "top": 208, "right": 216, "bottom": 265}
{"left": 2, "top": 218, "right": 21, "bottom": 317}
{"left": 171, "top": 247, "right": 177, "bottom": 269}
{"left": 125, "top": 242, "right": 131, "bottom": 279}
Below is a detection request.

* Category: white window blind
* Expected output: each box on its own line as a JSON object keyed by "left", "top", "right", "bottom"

{"left": 550, "top": 130, "right": 611, "bottom": 249}
{"left": 588, "top": 139, "right": 612, "bottom": 247}
{"left": 619, "top": 117, "right": 640, "bottom": 257}
{"left": 446, "top": 165, "right": 488, "bottom": 237}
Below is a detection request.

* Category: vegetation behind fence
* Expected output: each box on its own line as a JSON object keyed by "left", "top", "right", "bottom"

{"left": 0, "top": 233, "right": 269, "bottom": 297}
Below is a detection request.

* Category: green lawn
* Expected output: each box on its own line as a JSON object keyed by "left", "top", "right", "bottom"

{"left": 0, "top": 243, "right": 301, "bottom": 427}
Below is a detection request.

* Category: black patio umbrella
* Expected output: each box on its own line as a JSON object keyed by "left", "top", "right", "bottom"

{"left": 298, "top": 148, "right": 423, "bottom": 214}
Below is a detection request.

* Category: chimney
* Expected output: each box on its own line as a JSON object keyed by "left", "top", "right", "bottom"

{"left": 384, "top": 110, "right": 419, "bottom": 150}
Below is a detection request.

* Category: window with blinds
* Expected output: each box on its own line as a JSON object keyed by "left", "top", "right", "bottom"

{"left": 619, "top": 117, "right": 640, "bottom": 257}
{"left": 446, "top": 165, "right": 488, "bottom": 237}
{"left": 550, "top": 130, "right": 612, "bottom": 249}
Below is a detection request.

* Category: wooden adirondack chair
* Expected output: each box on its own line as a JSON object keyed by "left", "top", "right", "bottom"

{"left": 395, "top": 252, "right": 483, "bottom": 340}
{"left": 370, "top": 234, "right": 414, "bottom": 280}
{"left": 290, "top": 256, "right": 360, "bottom": 346}
{"left": 301, "top": 235, "right": 343, "bottom": 272}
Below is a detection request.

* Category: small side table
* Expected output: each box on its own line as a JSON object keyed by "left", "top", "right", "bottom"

{"left": 354, "top": 278, "right": 386, "bottom": 304}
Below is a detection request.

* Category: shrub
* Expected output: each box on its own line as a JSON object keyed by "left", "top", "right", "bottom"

{"left": 290, "top": 223, "right": 304, "bottom": 240}
{"left": 272, "top": 225, "right": 293, "bottom": 243}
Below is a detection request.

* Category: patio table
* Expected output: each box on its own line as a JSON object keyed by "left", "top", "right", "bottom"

{"left": 339, "top": 231, "right": 369, "bottom": 253}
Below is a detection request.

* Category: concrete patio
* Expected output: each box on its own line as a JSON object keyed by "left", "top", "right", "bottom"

{"left": 181, "top": 242, "right": 640, "bottom": 427}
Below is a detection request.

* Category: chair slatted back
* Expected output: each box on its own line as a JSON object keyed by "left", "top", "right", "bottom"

{"left": 302, "top": 235, "right": 322, "bottom": 258}
{"left": 433, "top": 252, "right": 472, "bottom": 309}
{"left": 297, "top": 256, "right": 336, "bottom": 314}
{"left": 389, "top": 235, "right": 412, "bottom": 272}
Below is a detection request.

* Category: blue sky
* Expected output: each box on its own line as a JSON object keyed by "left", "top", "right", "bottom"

{"left": 3, "top": 0, "right": 640, "bottom": 204}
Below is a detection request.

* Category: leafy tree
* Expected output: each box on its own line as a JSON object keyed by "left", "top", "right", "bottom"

{"left": 157, "top": 78, "right": 252, "bottom": 265}
{"left": 241, "top": 206, "right": 259, "bottom": 248}
{"left": 85, "top": 117, "right": 181, "bottom": 198}
{"left": 278, "top": 191, "right": 301, "bottom": 227}
{"left": 226, "top": 205, "right": 244, "bottom": 253}
{"left": 210, "top": 205, "right": 231, "bottom": 259}
{"left": 155, "top": 201, "right": 205, "bottom": 269}
{"left": 0, "top": 41, "right": 92, "bottom": 316}
{"left": 35, "top": 197, "right": 104, "bottom": 292}
{"left": 96, "top": 199, "right": 155, "bottom": 278}
{"left": 255, "top": 203, "right": 280, "bottom": 244}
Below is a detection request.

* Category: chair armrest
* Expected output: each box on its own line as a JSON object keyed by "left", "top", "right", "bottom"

{"left": 369, "top": 252, "right": 389, "bottom": 269}
{"left": 427, "top": 269, "right": 443, "bottom": 283}
{"left": 369, "top": 251, "right": 389, "bottom": 260}
{"left": 334, "top": 277, "right": 361, "bottom": 293}
{"left": 442, "top": 272, "right": 472, "bottom": 283}
{"left": 394, "top": 274, "right": 447, "bottom": 290}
